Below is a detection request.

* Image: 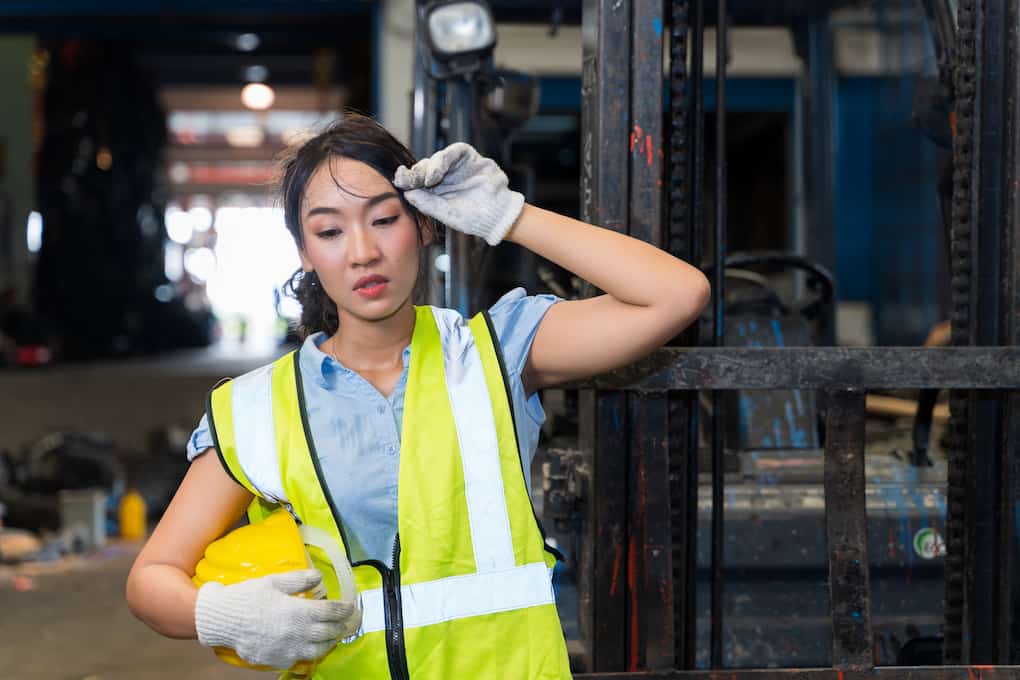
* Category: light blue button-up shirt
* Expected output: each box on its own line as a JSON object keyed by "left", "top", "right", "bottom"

{"left": 187, "top": 288, "right": 560, "bottom": 567}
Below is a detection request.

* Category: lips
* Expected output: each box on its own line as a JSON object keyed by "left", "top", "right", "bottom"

{"left": 354, "top": 275, "right": 389, "bottom": 290}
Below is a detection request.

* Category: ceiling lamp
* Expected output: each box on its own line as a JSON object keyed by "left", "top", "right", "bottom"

{"left": 241, "top": 82, "right": 275, "bottom": 111}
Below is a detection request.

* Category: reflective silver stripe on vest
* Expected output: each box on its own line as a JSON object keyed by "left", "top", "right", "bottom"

{"left": 357, "top": 561, "right": 554, "bottom": 634}
{"left": 230, "top": 363, "right": 288, "bottom": 503}
{"left": 430, "top": 307, "right": 515, "bottom": 573}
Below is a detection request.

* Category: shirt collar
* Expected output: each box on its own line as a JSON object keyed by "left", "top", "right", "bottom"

{"left": 300, "top": 332, "right": 411, "bottom": 387}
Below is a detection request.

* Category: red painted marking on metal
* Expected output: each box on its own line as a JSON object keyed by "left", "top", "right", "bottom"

{"left": 645, "top": 136, "right": 654, "bottom": 167}
{"left": 628, "top": 535, "right": 639, "bottom": 670}
{"left": 631, "top": 124, "right": 645, "bottom": 155}
{"left": 609, "top": 544, "right": 622, "bottom": 597}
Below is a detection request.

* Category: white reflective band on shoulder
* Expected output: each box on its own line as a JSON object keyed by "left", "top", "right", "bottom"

{"left": 358, "top": 562, "right": 554, "bottom": 634}
{"left": 230, "top": 363, "right": 287, "bottom": 503}
{"left": 430, "top": 307, "right": 514, "bottom": 573}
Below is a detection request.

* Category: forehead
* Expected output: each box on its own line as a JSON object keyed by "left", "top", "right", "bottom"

{"left": 302, "top": 157, "right": 392, "bottom": 208}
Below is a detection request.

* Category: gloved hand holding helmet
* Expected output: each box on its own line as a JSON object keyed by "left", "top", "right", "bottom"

{"left": 192, "top": 508, "right": 361, "bottom": 675}
{"left": 195, "top": 568, "right": 356, "bottom": 670}
{"left": 393, "top": 142, "right": 525, "bottom": 246}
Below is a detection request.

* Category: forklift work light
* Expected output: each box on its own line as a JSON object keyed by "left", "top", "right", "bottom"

{"left": 425, "top": 1, "right": 496, "bottom": 60}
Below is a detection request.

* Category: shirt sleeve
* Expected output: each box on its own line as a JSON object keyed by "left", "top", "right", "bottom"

{"left": 486, "top": 287, "right": 562, "bottom": 484}
{"left": 186, "top": 412, "right": 215, "bottom": 462}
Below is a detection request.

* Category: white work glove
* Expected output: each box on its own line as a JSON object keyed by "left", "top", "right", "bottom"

{"left": 393, "top": 142, "right": 525, "bottom": 246}
{"left": 194, "top": 568, "right": 360, "bottom": 669}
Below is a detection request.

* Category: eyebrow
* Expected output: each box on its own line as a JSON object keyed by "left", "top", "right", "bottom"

{"left": 305, "top": 191, "right": 399, "bottom": 219}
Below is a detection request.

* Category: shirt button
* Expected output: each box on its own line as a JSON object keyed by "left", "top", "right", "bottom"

{"left": 386, "top": 444, "right": 396, "bottom": 454}
{"left": 377, "top": 405, "right": 386, "bottom": 415}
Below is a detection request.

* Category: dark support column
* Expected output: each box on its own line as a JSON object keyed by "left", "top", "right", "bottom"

{"left": 579, "top": 0, "right": 631, "bottom": 671}
{"left": 409, "top": 0, "right": 437, "bottom": 161}
{"left": 823, "top": 390, "right": 873, "bottom": 670}
{"left": 960, "top": 0, "right": 1020, "bottom": 664}
{"left": 627, "top": 0, "right": 672, "bottom": 672}
{"left": 444, "top": 79, "right": 474, "bottom": 315}
{"left": 799, "top": 15, "right": 836, "bottom": 346}
{"left": 409, "top": 1, "right": 442, "bottom": 307}
{"left": 993, "top": 0, "right": 1020, "bottom": 663}
{"left": 629, "top": 395, "right": 673, "bottom": 670}
{"left": 709, "top": 0, "right": 728, "bottom": 668}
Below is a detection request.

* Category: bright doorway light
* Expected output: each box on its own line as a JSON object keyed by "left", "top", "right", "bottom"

{"left": 165, "top": 206, "right": 193, "bottom": 244}
{"left": 206, "top": 206, "right": 301, "bottom": 347}
{"left": 184, "top": 247, "right": 217, "bottom": 283}
{"left": 189, "top": 205, "right": 213, "bottom": 232}
{"left": 26, "top": 211, "right": 43, "bottom": 253}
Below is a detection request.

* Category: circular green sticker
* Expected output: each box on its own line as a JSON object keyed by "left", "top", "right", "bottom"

{"left": 913, "top": 528, "right": 946, "bottom": 559}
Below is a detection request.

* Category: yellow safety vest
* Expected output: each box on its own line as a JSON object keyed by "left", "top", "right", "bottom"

{"left": 206, "top": 305, "right": 572, "bottom": 680}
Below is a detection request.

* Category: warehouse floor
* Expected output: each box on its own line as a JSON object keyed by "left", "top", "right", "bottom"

{"left": 0, "top": 541, "right": 261, "bottom": 680}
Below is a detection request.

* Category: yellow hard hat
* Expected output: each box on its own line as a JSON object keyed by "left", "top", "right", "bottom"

{"left": 192, "top": 507, "right": 359, "bottom": 675}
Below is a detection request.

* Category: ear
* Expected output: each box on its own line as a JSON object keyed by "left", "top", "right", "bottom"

{"left": 419, "top": 215, "right": 436, "bottom": 247}
{"left": 299, "top": 249, "right": 314, "bottom": 273}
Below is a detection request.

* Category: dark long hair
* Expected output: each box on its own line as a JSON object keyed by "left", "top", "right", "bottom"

{"left": 280, "top": 112, "right": 435, "bottom": 338}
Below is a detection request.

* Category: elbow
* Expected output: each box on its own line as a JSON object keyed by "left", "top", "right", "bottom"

{"left": 665, "top": 270, "right": 711, "bottom": 336}
{"left": 125, "top": 561, "right": 146, "bottom": 622}
{"left": 692, "top": 272, "right": 711, "bottom": 316}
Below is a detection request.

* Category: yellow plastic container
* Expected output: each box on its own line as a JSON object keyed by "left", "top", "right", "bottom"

{"left": 192, "top": 508, "right": 359, "bottom": 678}
{"left": 118, "top": 489, "right": 147, "bottom": 540}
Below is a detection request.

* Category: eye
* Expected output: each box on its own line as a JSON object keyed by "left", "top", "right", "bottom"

{"left": 373, "top": 215, "right": 399, "bottom": 227}
{"left": 317, "top": 227, "right": 343, "bottom": 239}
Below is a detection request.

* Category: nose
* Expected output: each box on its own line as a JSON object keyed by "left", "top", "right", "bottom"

{"left": 348, "top": 225, "right": 380, "bottom": 266}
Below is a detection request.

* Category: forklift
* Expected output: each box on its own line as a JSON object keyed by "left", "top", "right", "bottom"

{"left": 412, "top": 0, "right": 1020, "bottom": 676}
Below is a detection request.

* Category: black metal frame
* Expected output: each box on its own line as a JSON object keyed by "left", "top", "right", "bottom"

{"left": 573, "top": 0, "right": 1020, "bottom": 676}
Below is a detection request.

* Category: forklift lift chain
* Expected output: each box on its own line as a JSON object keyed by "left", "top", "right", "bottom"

{"left": 668, "top": 0, "right": 692, "bottom": 667}
{"left": 944, "top": 0, "right": 977, "bottom": 663}
{"left": 668, "top": 0, "right": 691, "bottom": 262}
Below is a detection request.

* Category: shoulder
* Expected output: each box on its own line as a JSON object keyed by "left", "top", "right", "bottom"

{"left": 486, "top": 287, "right": 562, "bottom": 375}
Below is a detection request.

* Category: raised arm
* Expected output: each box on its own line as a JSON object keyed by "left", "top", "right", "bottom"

{"left": 506, "top": 205, "right": 710, "bottom": 393}
{"left": 393, "top": 142, "right": 710, "bottom": 393}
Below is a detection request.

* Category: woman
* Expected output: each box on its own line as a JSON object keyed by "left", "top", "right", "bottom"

{"left": 126, "top": 113, "right": 710, "bottom": 679}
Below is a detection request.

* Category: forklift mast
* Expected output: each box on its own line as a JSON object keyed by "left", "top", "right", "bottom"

{"left": 413, "top": 1, "right": 1019, "bottom": 676}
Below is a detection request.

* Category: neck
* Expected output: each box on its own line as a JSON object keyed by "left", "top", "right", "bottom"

{"left": 329, "top": 298, "right": 416, "bottom": 372}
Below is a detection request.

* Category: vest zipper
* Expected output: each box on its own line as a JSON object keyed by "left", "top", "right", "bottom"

{"left": 383, "top": 535, "right": 410, "bottom": 680}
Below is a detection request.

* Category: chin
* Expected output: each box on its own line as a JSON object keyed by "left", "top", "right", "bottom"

{"left": 346, "top": 293, "right": 413, "bottom": 322}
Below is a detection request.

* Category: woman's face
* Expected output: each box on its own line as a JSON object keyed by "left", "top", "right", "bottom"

{"left": 299, "top": 157, "right": 426, "bottom": 324}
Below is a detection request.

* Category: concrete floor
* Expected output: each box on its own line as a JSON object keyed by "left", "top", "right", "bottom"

{"left": 0, "top": 541, "right": 262, "bottom": 680}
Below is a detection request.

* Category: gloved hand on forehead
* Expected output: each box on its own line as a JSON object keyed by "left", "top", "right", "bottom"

{"left": 393, "top": 142, "right": 525, "bottom": 246}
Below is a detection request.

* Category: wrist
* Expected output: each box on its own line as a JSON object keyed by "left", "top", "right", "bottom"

{"left": 500, "top": 200, "right": 531, "bottom": 245}
{"left": 194, "top": 581, "right": 241, "bottom": 649}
